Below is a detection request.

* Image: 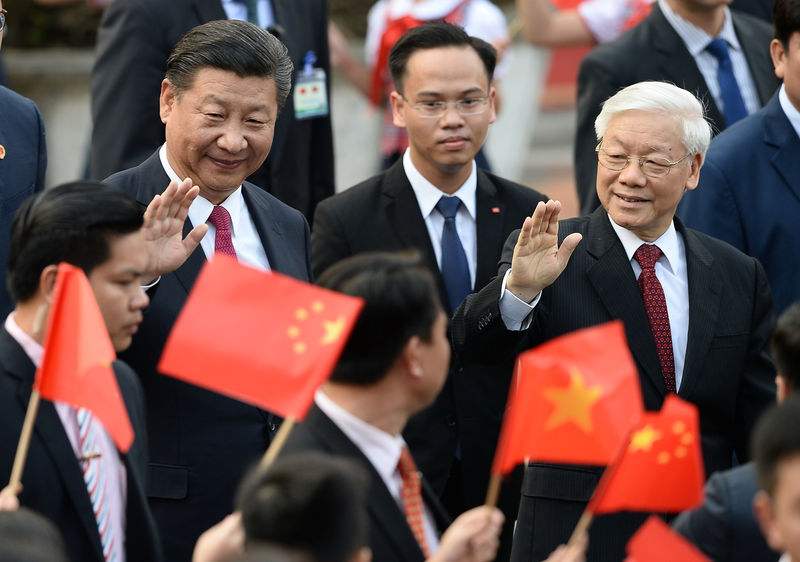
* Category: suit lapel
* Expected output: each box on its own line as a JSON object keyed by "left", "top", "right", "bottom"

{"left": 381, "top": 163, "right": 449, "bottom": 305}
{"left": 678, "top": 221, "right": 722, "bottom": 399}
{"left": 474, "top": 171, "right": 505, "bottom": 289}
{"left": 174, "top": 219, "right": 207, "bottom": 295}
{"left": 733, "top": 12, "right": 778, "bottom": 106}
{"left": 763, "top": 96, "right": 800, "bottom": 206}
{"left": 584, "top": 211, "right": 666, "bottom": 395}
{"left": 0, "top": 330, "right": 104, "bottom": 560}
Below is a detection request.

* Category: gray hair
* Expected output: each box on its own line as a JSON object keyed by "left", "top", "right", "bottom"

{"left": 594, "top": 81, "right": 712, "bottom": 158}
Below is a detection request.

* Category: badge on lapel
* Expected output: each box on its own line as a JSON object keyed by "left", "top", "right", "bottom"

{"left": 0, "top": 145, "right": 5, "bottom": 160}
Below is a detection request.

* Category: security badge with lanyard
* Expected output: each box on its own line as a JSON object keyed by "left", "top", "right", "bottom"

{"left": 294, "top": 51, "right": 329, "bottom": 120}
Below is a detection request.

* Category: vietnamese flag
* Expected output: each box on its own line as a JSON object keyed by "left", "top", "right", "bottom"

{"left": 625, "top": 516, "right": 710, "bottom": 562}
{"left": 34, "top": 263, "right": 133, "bottom": 452}
{"left": 590, "top": 395, "right": 705, "bottom": 514}
{"left": 158, "top": 256, "right": 364, "bottom": 420}
{"left": 491, "top": 321, "right": 644, "bottom": 474}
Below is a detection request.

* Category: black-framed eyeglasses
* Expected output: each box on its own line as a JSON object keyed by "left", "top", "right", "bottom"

{"left": 400, "top": 94, "right": 490, "bottom": 118}
{"left": 595, "top": 142, "right": 689, "bottom": 178}
{"left": 0, "top": 10, "right": 7, "bottom": 33}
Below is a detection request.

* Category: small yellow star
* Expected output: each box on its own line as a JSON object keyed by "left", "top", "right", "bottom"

{"left": 321, "top": 315, "right": 345, "bottom": 345}
{"left": 294, "top": 342, "right": 307, "bottom": 354}
{"left": 311, "top": 301, "right": 324, "bottom": 313}
{"left": 680, "top": 432, "right": 694, "bottom": 445}
{"left": 296, "top": 308, "right": 308, "bottom": 320}
{"left": 629, "top": 424, "right": 663, "bottom": 453}
{"left": 542, "top": 369, "right": 602, "bottom": 433}
{"left": 657, "top": 451, "right": 671, "bottom": 464}
{"left": 287, "top": 326, "right": 300, "bottom": 339}
{"left": 672, "top": 421, "right": 686, "bottom": 434}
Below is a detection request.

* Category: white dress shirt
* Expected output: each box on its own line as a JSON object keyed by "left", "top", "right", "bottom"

{"left": 658, "top": 0, "right": 761, "bottom": 117}
{"left": 403, "top": 149, "right": 477, "bottom": 288}
{"left": 779, "top": 84, "right": 800, "bottom": 138}
{"left": 315, "top": 389, "right": 441, "bottom": 553}
{"left": 5, "top": 313, "right": 128, "bottom": 560}
{"left": 159, "top": 144, "right": 270, "bottom": 271}
{"left": 499, "top": 216, "right": 690, "bottom": 390}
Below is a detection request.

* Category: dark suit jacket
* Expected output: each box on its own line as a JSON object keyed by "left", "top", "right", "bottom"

{"left": 0, "top": 328, "right": 162, "bottom": 562}
{"left": 0, "top": 86, "right": 46, "bottom": 317}
{"left": 90, "top": 0, "right": 333, "bottom": 219}
{"left": 452, "top": 208, "right": 776, "bottom": 561}
{"left": 311, "top": 160, "right": 548, "bottom": 509}
{"left": 672, "top": 462, "right": 778, "bottom": 562}
{"left": 105, "top": 151, "right": 312, "bottom": 562}
{"left": 281, "top": 404, "right": 452, "bottom": 562}
{"left": 574, "top": 4, "right": 778, "bottom": 214}
{"left": 679, "top": 93, "right": 800, "bottom": 316}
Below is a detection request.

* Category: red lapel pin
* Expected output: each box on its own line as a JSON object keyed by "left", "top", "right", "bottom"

{"left": 0, "top": 145, "right": 6, "bottom": 160}
{"left": 491, "top": 206, "right": 500, "bottom": 214}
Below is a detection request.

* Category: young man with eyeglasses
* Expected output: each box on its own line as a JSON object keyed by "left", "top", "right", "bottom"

{"left": 310, "top": 21, "right": 548, "bottom": 558}
{"left": 452, "top": 80, "right": 776, "bottom": 562}
{"left": 0, "top": 0, "right": 47, "bottom": 318}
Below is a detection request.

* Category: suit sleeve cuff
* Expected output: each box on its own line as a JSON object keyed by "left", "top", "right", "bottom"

{"left": 499, "top": 269, "right": 540, "bottom": 331}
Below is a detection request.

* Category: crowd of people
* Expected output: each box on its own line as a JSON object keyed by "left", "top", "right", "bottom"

{"left": 0, "top": 0, "right": 799, "bottom": 561}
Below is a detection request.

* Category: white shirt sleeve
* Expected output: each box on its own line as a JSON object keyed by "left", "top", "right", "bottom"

{"left": 498, "top": 269, "right": 540, "bottom": 331}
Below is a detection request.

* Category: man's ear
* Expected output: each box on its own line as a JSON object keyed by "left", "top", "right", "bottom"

{"left": 754, "top": 490, "right": 785, "bottom": 552}
{"left": 39, "top": 265, "right": 60, "bottom": 305}
{"left": 159, "top": 79, "right": 177, "bottom": 125}
{"left": 401, "top": 335, "right": 424, "bottom": 380}
{"left": 391, "top": 91, "right": 407, "bottom": 129}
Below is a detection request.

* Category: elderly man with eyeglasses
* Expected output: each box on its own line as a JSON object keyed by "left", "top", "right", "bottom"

{"left": 310, "top": 21, "right": 548, "bottom": 558}
{"left": 451, "top": 80, "right": 777, "bottom": 562}
{"left": 0, "top": 0, "right": 47, "bottom": 318}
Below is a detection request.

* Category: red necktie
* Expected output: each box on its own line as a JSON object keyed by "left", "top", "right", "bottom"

{"left": 397, "top": 446, "right": 431, "bottom": 558}
{"left": 208, "top": 206, "right": 237, "bottom": 258}
{"left": 634, "top": 244, "right": 676, "bottom": 393}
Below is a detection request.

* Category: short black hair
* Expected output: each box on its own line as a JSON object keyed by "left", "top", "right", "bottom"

{"left": 236, "top": 453, "right": 368, "bottom": 562}
{"left": 0, "top": 507, "right": 68, "bottom": 562}
{"left": 753, "top": 397, "right": 800, "bottom": 495}
{"left": 774, "top": 0, "right": 800, "bottom": 47}
{"left": 6, "top": 181, "right": 143, "bottom": 304}
{"left": 388, "top": 22, "right": 497, "bottom": 94}
{"left": 773, "top": 301, "right": 800, "bottom": 391}
{"left": 166, "top": 19, "right": 293, "bottom": 109}
{"left": 316, "top": 251, "right": 442, "bottom": 386}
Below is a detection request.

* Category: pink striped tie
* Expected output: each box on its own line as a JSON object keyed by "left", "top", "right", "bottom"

{"left": 77, "top": 408, "right": 120, "bottom": 561}
{"left": 208, "top": 205, "right": 237, "bottom": 258}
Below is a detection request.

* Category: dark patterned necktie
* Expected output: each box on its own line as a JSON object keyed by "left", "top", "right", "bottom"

{"left": 208, "top": 206, "right": 237, "bottom": 258}
{"left": 436, "top": 196, "right": 471, "bottom": 314}
{"left": 634, "top": 244, "right": 676, "bottom": 393}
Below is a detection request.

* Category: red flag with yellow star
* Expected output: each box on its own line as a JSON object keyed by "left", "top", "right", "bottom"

{"left": 158, "top": 256, "right": 364, "bottom": 420}
{"left": 590, "top": 395, "right": 705, "bottom": 514}
{"left": 34, "top": 263, "right": 133, "bottom": 452}
{"left": 491, "top": 321, "right": 644, "bottom": 474}
{"left": 624, "top": 515, "right": 710, "bottom": 562}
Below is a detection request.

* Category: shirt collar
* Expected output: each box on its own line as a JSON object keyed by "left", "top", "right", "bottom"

{"left": 779, "top": 84, "right": 800, "bottom": 139}
{"left": 159, "top": 143, "right": 245, "bottom": 235}
{"left": 608, "top": 215, "right": 681, "bottom": 275}
{"left": 314, "top": 389, "right": 405, "bottom": 484}
{"left": 5, "top": 313, "right": 44, "bottom": 368}
{"left": 658, "top": 0, "right": 738, "bottom": 57}
{"left": 402, "top": 149, "right": 477, "bottom": 220}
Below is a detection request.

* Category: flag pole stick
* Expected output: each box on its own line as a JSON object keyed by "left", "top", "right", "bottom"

{"left": 567, "top": 510, "right": 593, "bottom": 548}
{"left": 484, "top": 473, "right": 503, "bottom": 507}
{"left": 259, "top": 417, "right": 296, "bottom": 470}
{"left": 8, "top": 389, "right": 42, "bottom": 489}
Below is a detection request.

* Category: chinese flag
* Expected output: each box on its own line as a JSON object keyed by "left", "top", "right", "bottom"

{"left": 158, "top": 256, "right": 364, "bottom": 420}
{"left": 625, "top": 515, "right": 710, "bottom": 562}
{"left": 491, "top": 321, "right": 644, "bottom": 474}
{"left": 590, "top": 395, "right": 705, "bottom": 514}
{"left": 34, "top": 263, "right": 133, "bottom": 452}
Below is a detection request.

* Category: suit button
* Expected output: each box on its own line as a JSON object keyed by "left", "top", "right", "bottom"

{"left": 446, "top": 416, "right": 457, "bottom": 427}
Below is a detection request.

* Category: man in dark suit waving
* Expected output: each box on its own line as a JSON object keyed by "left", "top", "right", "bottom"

{"left": 311, "top": 24, "right": 548, "bottom": 541}
{"left": 452, "top": 81, "right": 776, "bottom": 562}
{"left": 105, "top": 20, "right": 312, "bottom": 562}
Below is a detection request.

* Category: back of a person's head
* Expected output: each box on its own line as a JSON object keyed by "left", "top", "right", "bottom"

{"left": 166, "top": 19, "right": 293, "bottom": 109}
{"left": 388, "top": 22, "right": 497, "bottom": 92}
{"left": 0, "top": 507, "right": 68, "bottom": 562}
{"left": 774, "top": 0, "right": 800, "bottom": 46}
{"left": 753, "top": 397, "right": 800, "bottom": 496}
{"left": 236, "top": 453, "right": 369, "bottom": 562}
{"left": 316, "top": 251, "right": 441, "bottom": 386}
{"left": 232, "top": 542, "right": 315, "bottom": 562}
{"left": 774, "top": 301, "right": 800, "bottom": 393}
{"left": 6, "top": 181, "right": 143, "bottom": 304}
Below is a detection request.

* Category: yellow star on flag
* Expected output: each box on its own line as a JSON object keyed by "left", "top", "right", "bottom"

{"left": 543, "top": 369, "right": 602, "bottom": 432}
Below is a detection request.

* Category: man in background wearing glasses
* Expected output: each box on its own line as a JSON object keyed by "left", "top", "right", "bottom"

{"left": 0, "top": 1, "right": 47, "bottom": 318}
{"left": 452, "top": 80, "right": 776, "bottom": 562}
{"left": 310, "top": 22, "right": 547, "bottom": 558}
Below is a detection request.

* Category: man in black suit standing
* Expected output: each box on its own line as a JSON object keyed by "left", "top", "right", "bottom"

{"left": 0, "top": 0, "right": 46, "bottom": 317}
{"left": 282, "top": 251, "right": 504, "bottom": 562}
{"left": 105, "top": 20, "right": 312, "bottom": 562}
{"left": 452, "top": 81, "right": 776, "bottom": 561}
{"left": 91, "top": 0, "right": 333, "bottom": 220}
{"left": 574, "top": 0, "right": 779, "bottom": 214}
{"left": 311, "top": 24, "right": 549, "bottom": 540}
